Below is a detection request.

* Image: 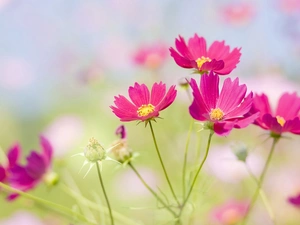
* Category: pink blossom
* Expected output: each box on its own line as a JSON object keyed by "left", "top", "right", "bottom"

{"left": 110, "top": 82, "right": 177, "bottom": 122}
{"left": 211, "top": 200, "right": 248, "bottom": 225}
{"left": 0, "top": 144, "right": 20, "bottom": 183}
{"left": 1, "top": 136, "right": 55, "bottom": 200}
{"left": 249, "top": 93, "right": 300, "bottom": 136}
{"left": 169, "top": 34, "right": 241, "bottom": 75}
{"left": 133, "top": 43, "right": 168, "bottom": 69}
{"left": 189, "top": 72, "right": 259, "bottom": 136}
{"left": 220, "top": 2, "right": 256, "bottom": 26}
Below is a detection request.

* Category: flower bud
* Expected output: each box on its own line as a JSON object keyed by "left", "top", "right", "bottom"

{"left": 84, "top": 137, "right": 106, "bottom": 162}
{"left": 231, "top": 142, "right": 248, "bottom": 162}
{"left": 43, "top": 171, "right": 59, "bottom": 186}
{"left": 110, "top": 139, "right": 132, "bottom": 163}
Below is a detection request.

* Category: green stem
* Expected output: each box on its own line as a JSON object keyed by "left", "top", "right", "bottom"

{"left": 241, "top": 137, "right": 279, "bottom": 225}
{"left": 148, "top": 121, "right": 180, "bottom": 206}
{"left": 128, "top": 162, "right": 177, "bottom": 217}
{"left": 60, "top": 184, "right": 140, "bottom": 225}
{"left": 176, "top": 131, "right": 213, "bottom": 222}
{"left": 182, "top": 119, "right": 194, "bottom": 199}
{"left": 245, "top": 164, "right": 275, "bottom": 224}
{"left": 0, "top": 182, "right": 96, "bottom": 225}
{"left": 96, "top": 162, "right": 114, "bottom": 225}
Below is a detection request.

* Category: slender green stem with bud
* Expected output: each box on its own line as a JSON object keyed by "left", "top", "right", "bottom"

{"left": 148, "top": 121, "right": 180, "bottom": 206}
{"left": 182, "top": 118, "right": 194, "bottom": 199}
{"left": 96, "top": 162, "right": 114, "bottom": 225}
{"left": 176, "top": 131, "right": 213, "bottom": 223}
{"left": 0, "top": 182, "right": 96, "bottom": 225}
{"left": 128, "top": 162, "right": 177, "bottom": 217}
{"left": 241, "top": 137, "right": 279, "bottom": 225}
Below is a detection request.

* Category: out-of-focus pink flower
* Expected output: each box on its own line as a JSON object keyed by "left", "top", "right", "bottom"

{"left": 189, "top": 72, "right": 258, "bottom": 136}
{"left": 115, "top": 124, "right": 127, "bottom": 139}
{"left": 0, "top": 211, "right": 45, "bottom": 225}
{"left": 220, "top": 2, "right": 256, "bottom": 26}
{"left": 211, "top": 200, "right": 248, "bottom": 225}
{"left": 43, "top": 115, "right": 84, "bottom": 158}
{"left": 249, "top": 93, "right": 300, "bottom": 136}
{"left": 110, "top": 82, "right": 177, "bottom": 122}
{"left": 278, "top": 0, "right": 300, "bottom": 14}
{"left": 133, "top": 43, "right": 168, "bottom": 70}
{"left": 2, "top": 136, "right": 56, "bottom": 200}
{"left": 169, "top": 34, "right": 241, "bottom": 75}
{"left": 288, "top": 193, "right": 300, "bottom": 208}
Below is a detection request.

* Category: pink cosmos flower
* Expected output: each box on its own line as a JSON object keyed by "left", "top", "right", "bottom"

{"left": 249, "top": 93, "right": 300, "bottom": 136}
{"left": 110, "top": 82, "right": 177, "bottom": 122}
{"left": 2, "top": 136, "right": 55, "bottom": 200}
{"left": 133, "top": 43, "right": 168, "bottom": 70}
{"left": 211, "top": 200, "right": 248, "bottom": 225}
{"left": 189, "top": 72, "right": 259, "bottom": 136}
{"left": 288, "top": 193, "right": 300, "bottom": 208}
{"left": 169, "top": 34, "right": 241, "bottom": 75}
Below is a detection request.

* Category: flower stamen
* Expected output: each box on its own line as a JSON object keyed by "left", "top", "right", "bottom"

{"left": 196, "top": 56, "right": 211, "bottom": 69}
{"left": 210, "top": 108, "right": 224, "bottom": 121}
{"left": 276, "top": 115, "right": 286, "bottom": 127}
{"left": 137, "top": 104, "right": 155, "bottom": 117}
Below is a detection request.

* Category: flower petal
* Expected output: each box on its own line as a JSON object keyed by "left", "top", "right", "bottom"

{"left": 156, "top": 85, "right": 177, "bottom": 111}
{"left": 40, "top": 136, "right": 53, "bottom": 168}
{"left": 25, "top": 151, "right": 47, "bottom": 180}
{"left": 217, "top": 77, "right": 247, "bottom": 114}
{"left": 175, "top": 35, "right": 194, "bottom": 59}
{"left": 150, "top": 82, "right": 166, "bottom": 106}
{"left": 187, "top": 34, "right": 207, "bottom": 58}
{"left": 129, "top": 83, "right": 150, "bottom": 107}
{"left": 233, "top": 112, "right": 260, "bottom": 128}
{"left": 262, "top": 114, "right": 282, "bottom": 134}
{"left": 283, "top": 117, "right": 300, "bottom": 134}
{"left": 0, "top": 166, "right": 6, "bottom": 181}
{"left": 169, "top": 48, "right": 194, "bottom": 68}
{"left": 213, "top": 121, "right": 235, "bottom": 136}
{"left": 276, "top": 92, "right": 300, "bottom": 120}
{"left": 215, "top": 47, "right": 241, "bottom": 75}
{"left": 200, "top": 72, "right": 219, "bottom": 110}
{"left": 7, "top": 144, "right": 21, "bottom": 168}
{"left": 225, "top": 92, "right": 254, "bottom": 119}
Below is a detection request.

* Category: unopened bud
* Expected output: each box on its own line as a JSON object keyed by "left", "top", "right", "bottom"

{"left": 84, "top": 137, "right": 106, "bottom": 162}
{"left": 110, "top": 139, "right": 132, "bottom": 163}
{"left": 43, "top": 171, "right": 59, "bottom": 186}
{"left": 231, "top": 142, "right": 248, "bottom": 162}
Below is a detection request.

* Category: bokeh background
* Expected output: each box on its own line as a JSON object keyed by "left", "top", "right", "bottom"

{"left": 0, "top": 0, "right": 300, "bottom": 224}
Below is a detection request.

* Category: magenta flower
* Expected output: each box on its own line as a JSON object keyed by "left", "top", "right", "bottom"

{"left": 133, "top": 43, "right": 168, "bottom": 69}
{"left": 249, "top": 93, "right": 300, "bottom": 136}
{"left": 211, "top": 200, "right": 248, "bottom": 225}
{"left": 110, "top": 82, "right": 177, "bottom": 122}
{"left": 169, "top": 34, "right": 241, "bottom": 75}
{"left": 288, "top": 193, "right": 300, "bottom": 208}
{"left": 3, "top": 136, "right": 55, "bottom": 200}
{"left": 189, "top": 72, "right": 259, "bottom": 136}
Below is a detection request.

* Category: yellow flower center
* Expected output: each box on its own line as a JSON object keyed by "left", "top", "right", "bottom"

{"left": 137, "top": 104, "right": 155, "bottom": 117}
{"left": 276, "top": 115, "right": 286, "bottom": 127}
{"left": 196, "top": 56, "right": 212, "bottom": 69}
{"left": 210, "top": 108, "right": 224, "bottom": 121}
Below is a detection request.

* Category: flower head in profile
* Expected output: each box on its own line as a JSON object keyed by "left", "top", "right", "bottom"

{"left": 189, "top": 72, "right": 259, "bottom": 136}
{"left": 133, "top": 43, "right": 168, "bottom": 70}
{"left": 110, "top": 125, "right": 137, "bottom": 164}
{"left": 249, "top": 92, "right": 300, "bottom": 137}
{"left": 288, "top": 193, "right": 300, "bottom": 208}
{"left": 169, "top": 34, "right": 241, "bottom": 75}
{"left": 1, "top": 136, "right": 57, "bottom": 200}
{"left": 211, "top": 200, "right": 248, "bottom": 225}
{"left": 110, "top": 82, "right": 177, "bottom": 124}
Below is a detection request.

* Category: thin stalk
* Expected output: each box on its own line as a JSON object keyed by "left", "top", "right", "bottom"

{"left": 96, "top": 162, "right": 114, "bottom": 225}
{"left": 241, "top": 137, "right": 279, "bottom": 225}
{"left": 128, "top": 162, "right": 177, "bottom": 217}
{"left": 182, "top": 118, "right": 194, "bottom": 199}
{"left": 0, "top": 182, "right": 96, "bottom": 225}
{"left": 176, "top": 131, "right": 213, "bottom": 222}
{"left": 148, "top": 121, "right": 180, "bottom": 206}
{"left": 245, "top": 164, "right": 275, "bottom": 224}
